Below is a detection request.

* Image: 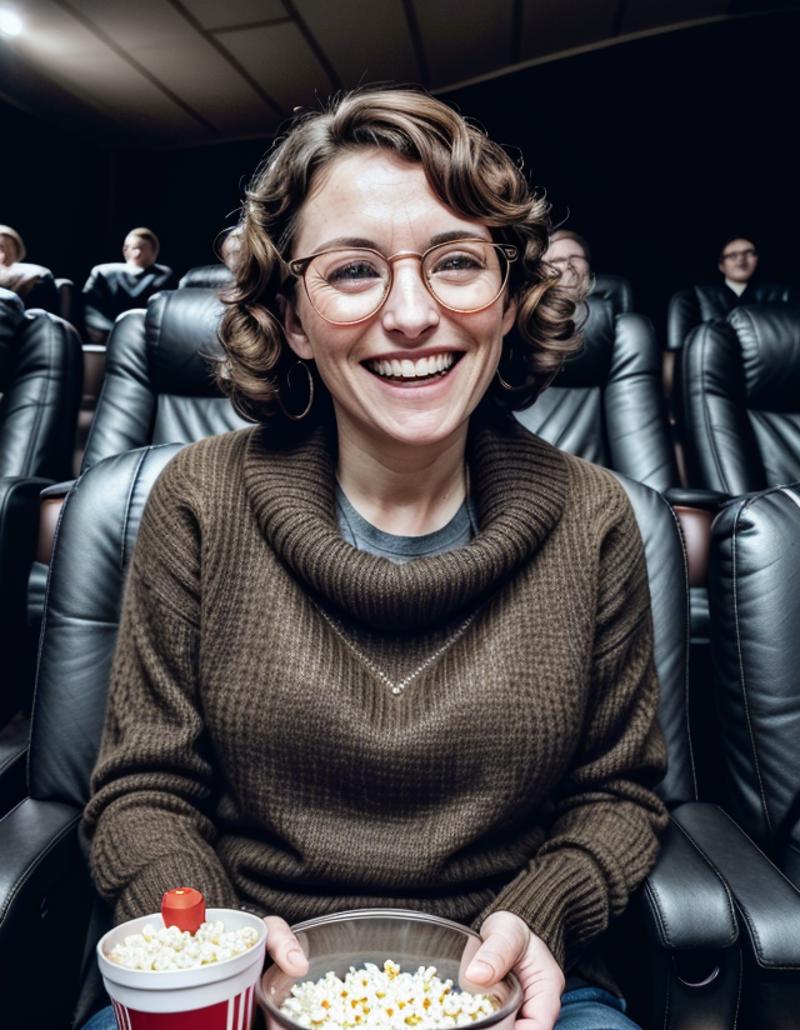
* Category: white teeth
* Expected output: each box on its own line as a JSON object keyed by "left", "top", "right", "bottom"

{"left": 365, "top": 353, "right": 457, "bottom": 379}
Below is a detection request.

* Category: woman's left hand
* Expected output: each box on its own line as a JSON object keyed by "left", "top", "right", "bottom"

{"left": 464, "top": 910, "right": 564, "bottom": 1030}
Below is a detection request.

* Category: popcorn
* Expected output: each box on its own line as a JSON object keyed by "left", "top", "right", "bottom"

{"left": 280, "top": 959, "right": 498, "bottom": 1029}
{"left": 108, "top": 919, "right": 259, "bottom": 971}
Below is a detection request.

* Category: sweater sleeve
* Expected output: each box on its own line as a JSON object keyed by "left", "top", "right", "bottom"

{"left": 474, "top": 496, "right": 669, "bottom": 971}
{"left": 81, "top": 462, "right": 239, "bottom": 923}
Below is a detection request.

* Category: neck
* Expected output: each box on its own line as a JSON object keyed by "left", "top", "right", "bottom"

{"left": 725, "top": 277, "right": 749, "bottom": 296}
{"left": 335, "top": 419, "right": 469, "bottom": 537}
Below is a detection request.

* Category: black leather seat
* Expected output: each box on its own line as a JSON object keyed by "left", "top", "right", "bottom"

{"left": 667, "top": 282, "right": 796, "bottom": 352}
{"left": 0, "top": 288, "right": 83, "bottom": 480}
{"left": 681, "top": 304, "right": 800, "bottom": 493}
{"left": 0, "top": 438, "right": 744, "bottom": 1029}
{"left": 707, "top": 484, "right": 800, "bottom": 1025}
{"left": 591, "top": 273, "right": 633, "bottom": 315}
{"left": 80, "top": 287, "right": 247, "bottom": 470}
{"left": 0, "top": 288, "right": 82, "bottom": 730}
{"left": 178, "top": 263, "right": 235, "bottom": 290}
{"left": 516, "top": 297, "right": 678, "bottom": 492}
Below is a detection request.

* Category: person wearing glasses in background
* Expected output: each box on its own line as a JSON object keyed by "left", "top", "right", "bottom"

{"left": 82, "top": 226, "right": 173, "bottom": 343}
{"left": 81, "top": 88, "right": 667, "bottom": 1030}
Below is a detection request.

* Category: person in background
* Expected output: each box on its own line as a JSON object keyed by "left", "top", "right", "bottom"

{"left": 542, "top": 229, "right": 593, "bottom": 295}
{"left": 82, "top": 88, "right": 667, "bottom": 1030}
{"left": 718, "top": 235, "right": 759, "bottom": 300}
{"left": 82, "top": 227, "right": 172, "bottom": 343}
{"left": 0, "top": 223, "right": 60, "bottom": 312}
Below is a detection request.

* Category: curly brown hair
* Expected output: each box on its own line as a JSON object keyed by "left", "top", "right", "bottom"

{"left": 217, "top": 87, "right": 583, "bottom": 427}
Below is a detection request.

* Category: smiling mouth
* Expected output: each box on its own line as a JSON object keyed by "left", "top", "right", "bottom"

{"left": 363, "top": 352, "right": 462, "bottom": 383}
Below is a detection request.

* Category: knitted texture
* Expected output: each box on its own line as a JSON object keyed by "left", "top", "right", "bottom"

{"left": 83, "top": 418, "right": 668, "bottom": 973}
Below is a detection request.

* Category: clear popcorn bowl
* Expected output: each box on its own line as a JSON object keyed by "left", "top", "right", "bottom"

{"left": 256, "top": 908, "right": 523, "bottom": 1030}
{"left": 96, "top": 907, "right": 267, "bottom": 1030}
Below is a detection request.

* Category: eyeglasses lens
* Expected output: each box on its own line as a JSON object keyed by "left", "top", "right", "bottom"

{"left": 303, "top": 241, "right": 508, "bottom": 323}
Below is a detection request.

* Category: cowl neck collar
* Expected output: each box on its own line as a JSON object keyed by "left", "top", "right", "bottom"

{"left": 242, "top": 419, "right": 568, "bottom": 630}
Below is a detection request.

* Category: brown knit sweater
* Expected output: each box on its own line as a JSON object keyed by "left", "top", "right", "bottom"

{"left": 83, "top": 417, "right": 668, "bottom": 976}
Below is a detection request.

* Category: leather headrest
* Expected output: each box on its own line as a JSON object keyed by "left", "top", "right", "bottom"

{"left": 178, "top": 263, "right": 235, "bottom": 290}
{"left": 0, "top": 288, "right": 26, "bottom": 386}
{"left": 145, "top": 288, "right": 226, "bottom": 397}
{"left": 556, "top": 296, "right": 615, "bottom": 387}
{"left": 729, "top": 304, "right": 800, "bottom": 410}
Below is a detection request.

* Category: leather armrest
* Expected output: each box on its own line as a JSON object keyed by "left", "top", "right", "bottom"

{"left": 0, "top": 715, "right": 29, "bottom": 814}
{"left": 0, "top": 477, "right": 53, "bottom": 722}
{"left": 664, "top": 489, "right": 731, "bottom": 510}
{"left": 636, "top": 806, "right": 738, "bottom": 952}
{"left": 672, "top": 803, "right": 800, "bottom": 970}
{"left": 36, "top": 479, "right": 76, "bottom": 564}
{"left": 0, "top": 798, "right": 94, "bottom": 1025}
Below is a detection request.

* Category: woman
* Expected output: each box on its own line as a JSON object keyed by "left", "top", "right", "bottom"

{"left": 83, "top": 88, "right": 667, "bottom": 1030}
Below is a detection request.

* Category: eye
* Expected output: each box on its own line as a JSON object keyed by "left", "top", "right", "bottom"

{"left": 429, "top": 249, "right": 486, "bottom": 279}
{"left": 327, "top": 261, "right": 381, "bottom": 284}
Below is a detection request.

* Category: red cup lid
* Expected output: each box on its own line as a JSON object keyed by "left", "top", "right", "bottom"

{"left": 161, "top": 887, "right": 206, "bottom": 935}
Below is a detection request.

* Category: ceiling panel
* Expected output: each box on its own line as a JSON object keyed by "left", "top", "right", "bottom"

{"left": 58, "top": 0, "right": 280, "bottom": 135}
{"left": 181, "top": 0, "right": 288, "bottom": 30}
{"left": 622, "top": 0, "right": 728, "bottom": 33}
{"left": 416, "top": 0, "right": 514, "bottom": 86}
{"left": 294, "top": 0, "right": 419, "bottom": 87}
{"left": 7, "top": 0, "right": 206, "bottom": 139}
{"left": 220, "top": 21, "right": 335, "bottom": 112}
{"left": 520, "top": 0, "right": 618, "bottom": 59}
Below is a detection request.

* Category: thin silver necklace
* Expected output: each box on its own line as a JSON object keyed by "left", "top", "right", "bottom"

{"left": 315, "top": 604, "right": 477, "bottom": 697}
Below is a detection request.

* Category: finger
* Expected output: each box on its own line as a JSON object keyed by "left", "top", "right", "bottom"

{"left": 465, "top": 923, "right": 528, "bottom": 986}
{"left": 263, "top": 915, "right": 309, "bottom": 975}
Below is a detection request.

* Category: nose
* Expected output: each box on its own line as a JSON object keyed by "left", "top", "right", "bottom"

{"left": 380, "top": 258, "right": 440, "bottom": 340}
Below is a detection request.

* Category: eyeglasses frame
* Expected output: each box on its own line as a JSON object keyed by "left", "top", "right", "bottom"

{"left": 287, "top": 238, "right": 519, "bottom": 326}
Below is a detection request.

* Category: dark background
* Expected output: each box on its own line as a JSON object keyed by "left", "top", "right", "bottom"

{"left": 2, "top": 9, "right": 797, "bottom": 338}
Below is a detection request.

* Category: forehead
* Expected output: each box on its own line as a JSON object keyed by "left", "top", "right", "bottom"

{"left": 722, "top": 238, "right": 755, "bottom": 255}
{"left": 125, "top": 234, "right": 152, "bottom": 248}
{"left": 545, "top": 236, "right": 586, "bottom": 259}
{"left": 293, "top": 149, "right": 487, "bottom": 252}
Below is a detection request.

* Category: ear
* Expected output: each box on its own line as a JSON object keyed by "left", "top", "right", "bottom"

{"left": 718, "top": 260, "right": 725, "bottom": 276}
{"left": 501, "top": 295, "right": 518, "bottom": 337}
{"left": 279, "top": 294, "right": 315, "bottom": 361}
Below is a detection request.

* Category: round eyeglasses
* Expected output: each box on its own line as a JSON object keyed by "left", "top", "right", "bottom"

{"left": 288, "top": 239, "right": 518, "bottom": 326}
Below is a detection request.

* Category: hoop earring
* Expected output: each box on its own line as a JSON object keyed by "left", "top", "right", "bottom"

{"left": 281, "top": 360, "right": 315, "bottom": 421}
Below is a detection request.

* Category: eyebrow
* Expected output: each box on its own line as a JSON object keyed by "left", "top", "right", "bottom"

{"left": 306, "top": 229, "right": 493, "bottom": 254}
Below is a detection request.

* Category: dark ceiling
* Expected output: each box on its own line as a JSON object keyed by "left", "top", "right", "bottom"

{"left": 1, "top": 0, "right": 794, "bottom": 147}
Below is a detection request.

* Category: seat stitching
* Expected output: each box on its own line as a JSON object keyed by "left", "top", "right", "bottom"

{"left": 730, "top": 496, "right": 772, "bottom": 835}
{"left": 20, "top": 314, "right": 55, "bottom": 477}
{"left": 659, "top": 493, "right": 697, "bottom": 798}
{"left": 119, "top": 448, "right": 150, "bottom": 573}
{"left": 697, "top": 324, "right": 731, "bottom": 493}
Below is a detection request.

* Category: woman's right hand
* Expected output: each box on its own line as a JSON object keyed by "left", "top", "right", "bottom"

{"left": 263, "top": 915, "right": 310, "bottom": 976}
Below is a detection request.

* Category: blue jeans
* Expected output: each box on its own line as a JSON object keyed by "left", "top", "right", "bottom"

{"left": 82, "top": 987, "right": 641, "bottom": 1029}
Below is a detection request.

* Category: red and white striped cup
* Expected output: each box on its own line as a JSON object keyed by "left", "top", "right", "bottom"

{"left": 97, "top": 908, "right": 267, "bottom": 1030}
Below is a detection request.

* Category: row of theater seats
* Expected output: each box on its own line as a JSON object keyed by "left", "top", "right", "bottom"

{"left": 2, "top": 283, "right": 800, "bottom": 1027}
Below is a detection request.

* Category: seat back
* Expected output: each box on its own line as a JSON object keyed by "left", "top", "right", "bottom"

{"left": 178, "top": 263, "right": 235, "bottom": 290}
{"left": 668, "top": 283, "right": 796, "bottom": 352}
{"left": 709, "top": 485, "right": 800, "bottom": 886}
{"left": 516, "top": 297, "right": 678, "bottom": 491}
{"left": 28, "top": 445, "right": 695, "bottom": 808}
{"left": 0, "top": 288, "right": 83, "bottom": 479}
{"left": 682, "top": 304, "right": 800, "bottom": 493}
{"left": 81, "top": 288, "right": 248, "bottom": 470}
{"left": 29, "top": 445, "right": 182, "bottom": 805}
{"left": 591, "top": 273, "right": 633, "bottom": 315}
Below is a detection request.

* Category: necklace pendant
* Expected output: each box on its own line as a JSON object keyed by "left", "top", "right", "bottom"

{"left": 391, "top": 686, "right": 402, "bottom": 696}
